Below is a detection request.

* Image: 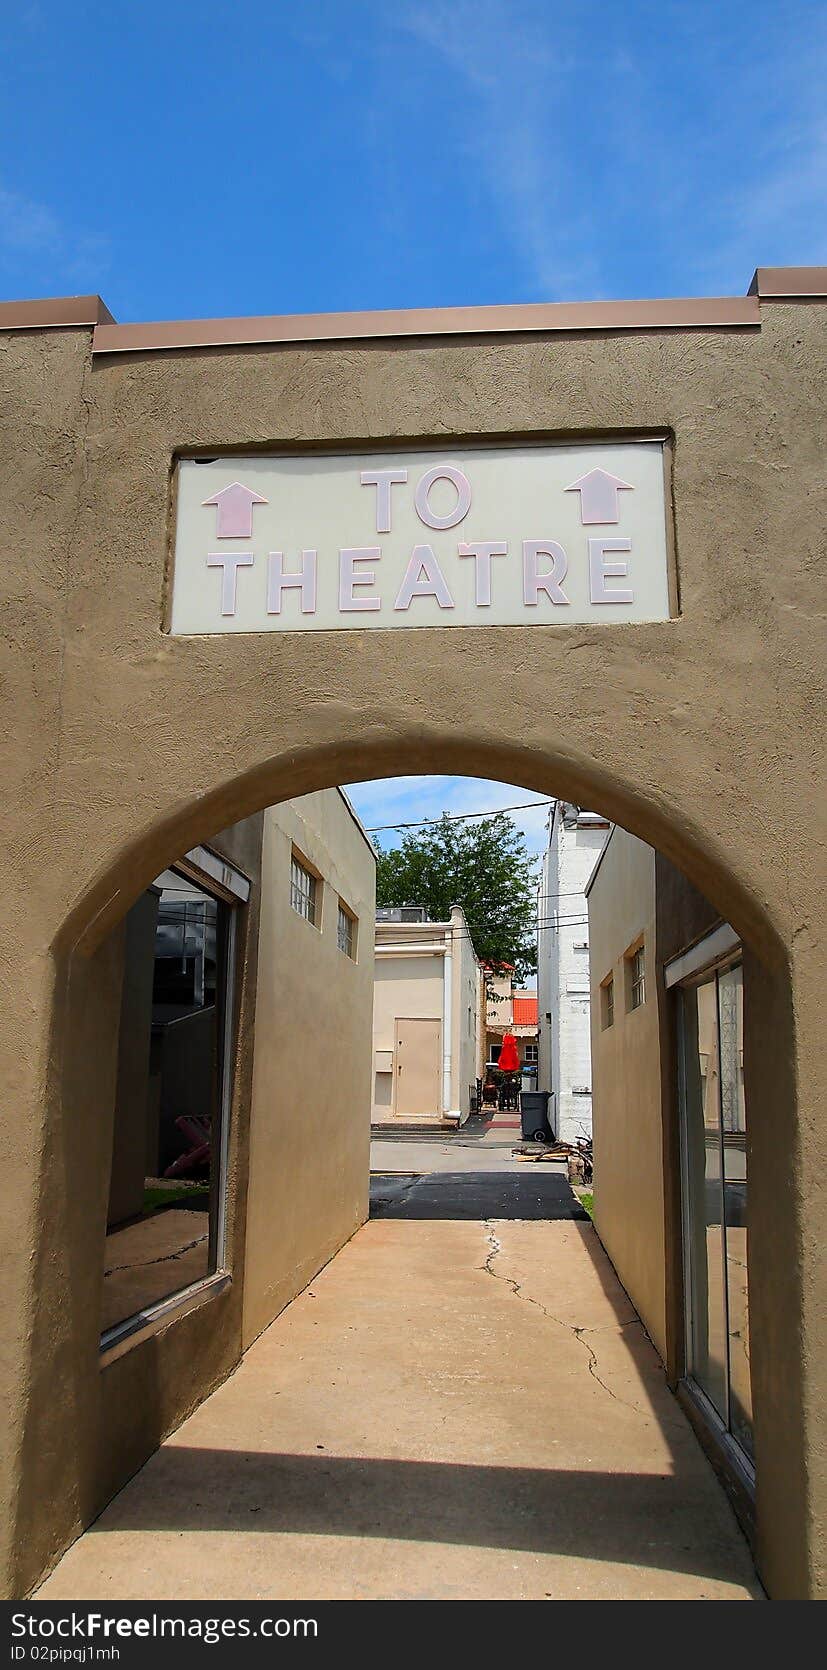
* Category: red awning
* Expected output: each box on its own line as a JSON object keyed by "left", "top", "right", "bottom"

{"left": 513, "top": 995, "right": 538, "bottom": 1026}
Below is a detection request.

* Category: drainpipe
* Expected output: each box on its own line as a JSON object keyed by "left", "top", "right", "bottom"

{"left": 442, "top": 925, "right": 453, "bottom": 1117}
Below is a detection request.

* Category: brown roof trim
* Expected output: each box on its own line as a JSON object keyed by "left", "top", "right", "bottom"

{"left": 748, "top": 265, "right": 827, "bottom": 298}
{"left": 0, "top": 294, "right": 114, "bottom": 330}
{"left": 92, "top": 294, "right": 760, "bottom": 356}
{"left": 3, "top": 268, "right": 824, "bottom": 352}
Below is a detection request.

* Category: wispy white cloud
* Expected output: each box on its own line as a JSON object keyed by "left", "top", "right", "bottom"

{"left": 391, "top": 0, "right": 827, "bottom": 297}
{"left": 0, "top": 184, "right": 61, "bottom": 254}
{"left": 0, "top": 179, "right": 109, "bottom": 286}
{"left": 394, "top": 0, "right": 597, "bottom": 298}
{"left": 344, "top": 774, "right": 553, "bottom": 856}
{"left": 695, "top": 113, "right": 827, "bottom": 286}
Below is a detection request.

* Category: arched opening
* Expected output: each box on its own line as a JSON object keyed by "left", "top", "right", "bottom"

{"left": 17, "top": 746, "right": 800, "bottom": 1601}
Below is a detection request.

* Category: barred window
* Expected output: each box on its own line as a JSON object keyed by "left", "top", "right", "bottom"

{"left": 628, "top": 945, "right": 645, "bottom": 1011}
{"left": 337, "top": 902, "right": 356, "bottom": 958}
{"left": 291, "top": 855, "right": 318, "bottom": 925}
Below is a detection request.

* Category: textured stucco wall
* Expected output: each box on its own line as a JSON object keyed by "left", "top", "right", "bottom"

{"left": 6, "top": 809, "right": 265, "bottom": 1593}
{"left": 372, "top": 953, "right": 444, "bottom": 1054}
{"left": 588, "top": 830, "right": 666, "bottom": 1358}
{"left": 242, "top": 790, "right": 375, "bottom": 1349}
{"left": 0, "top": 297, "right": 824, "bottom": 1597}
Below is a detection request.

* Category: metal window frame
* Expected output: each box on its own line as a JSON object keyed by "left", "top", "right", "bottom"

{"left": 336, "top": 898, "right": 357, "bottom": 958}
{"left": 665, "top": 922, "right": 740, "bottom": 989}
{"left": 630, "top": 945, "right": 645, "bottom": 1009}
{"left": 601, "top": 974, "right": 615, "bottom": 1029}
{"left": 290, "top": 852, "right": 318, "bottom": 925}
{"left": 674, "top": 926, "right": 751, "bottom": 1474}
{"left": 100, "top": 849, "right": 244, "bottom": 1363}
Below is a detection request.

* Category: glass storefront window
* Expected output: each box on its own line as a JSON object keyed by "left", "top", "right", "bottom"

{"left": 719, "top": 963, "right": 752, "bottom": 1457}
{"left": 101, "top": 861, "right": 238, "bottom": 1344}
{"left": 678, "top": 956, "right": 752, "bottom": 1464}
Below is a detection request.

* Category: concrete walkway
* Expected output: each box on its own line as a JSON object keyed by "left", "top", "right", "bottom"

{"left": 37, "top": 1200, "right": 760, "bottom": 1600}
{"left": 369, "top": 1114, "right": 566, "bottom": 1177}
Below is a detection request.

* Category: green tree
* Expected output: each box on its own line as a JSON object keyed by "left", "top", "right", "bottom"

{"left": 375, "top": 812, "right": 537, "bottom": 978}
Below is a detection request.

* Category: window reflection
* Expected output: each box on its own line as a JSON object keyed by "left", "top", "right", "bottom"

{"left": 719, "top": 964, "right": 752, "bottom": 1457}
{"left": 679, "top": 959, "right": 752, "bottom": 1462}
{"left": 102, "top": 868, "right": 232, "bottom": 1338}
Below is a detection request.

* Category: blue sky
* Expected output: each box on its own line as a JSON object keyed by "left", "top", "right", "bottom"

{"left": 3, "top": 1, "right": 823, "bottom": 856}
{"left": 343, "top": 776, "right": 553, "bottom": 860}
{"left": 1, "top": 0, "right": 824, "bottom": 318}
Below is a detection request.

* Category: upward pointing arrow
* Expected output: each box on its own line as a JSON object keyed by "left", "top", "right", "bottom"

{"left": 564, "top": 467, "right": 634, "bottom": 525}
{"left": 203, "top": 481, "right": 268, "bottom": 538}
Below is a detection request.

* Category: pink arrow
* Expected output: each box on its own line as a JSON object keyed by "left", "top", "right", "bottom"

{"left": 564, "top": 468, "right": 633, "bottom": 525}
{"left": 202, "top": 481, "right": 268, "bottom": 538}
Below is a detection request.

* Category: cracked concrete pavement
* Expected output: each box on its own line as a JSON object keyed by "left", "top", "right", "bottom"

{"left": 38, "top": 1192, "right": 760, "bottom": 1600}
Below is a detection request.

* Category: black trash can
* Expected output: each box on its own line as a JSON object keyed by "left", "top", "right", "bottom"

{"left": 520, "top": 1089, "right": 553, "bottom": 1142}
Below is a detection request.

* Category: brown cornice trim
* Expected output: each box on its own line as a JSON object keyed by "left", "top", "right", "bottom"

{"left": 91, "top": 294, "right": 760, "bottom": 356}
{"left": 4, "top": 268, "right": 824, "bottom": 352}
{"left": 0, "top": 294, "right": 114, "bottom": 330}
{"left": 748, "top": 265, "right": 827, "bottom": 298}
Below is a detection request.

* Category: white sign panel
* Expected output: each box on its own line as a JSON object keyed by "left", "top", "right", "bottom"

{"left": 170, "top": 442, "right": 670, "bottom": 635}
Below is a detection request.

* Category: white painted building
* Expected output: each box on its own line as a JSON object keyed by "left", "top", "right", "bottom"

{"left": 537, "top": 803, "right": 609, "bottom": 1143}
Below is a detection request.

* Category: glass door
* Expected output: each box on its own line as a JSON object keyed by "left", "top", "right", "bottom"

{"left": 678, "top": 958, "right": 752, "bottom": 1465}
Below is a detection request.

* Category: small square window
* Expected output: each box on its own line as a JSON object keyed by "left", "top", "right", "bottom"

{"left": 627, "top": 944, "right": 645, "bottom": 1011}
{"left": 337, "top": 901, "right": 356, "bottom": 959}
{"left": 601, "top": 976, "right": 614, "bottom": 1029}
{"left": 291, "top": 854, "right": 318, "bottom": 925}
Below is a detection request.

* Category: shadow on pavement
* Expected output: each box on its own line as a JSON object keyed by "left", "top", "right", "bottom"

{"left": 82, "top": 1446, "right": 759, "bottom": 1590}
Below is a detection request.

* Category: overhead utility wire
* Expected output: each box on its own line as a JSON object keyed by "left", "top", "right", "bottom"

{"left": 384, "top": 917, "right": 591, "bottom": 936}
{"left": 366, "top": 798, "right": 556, "bottom": 833}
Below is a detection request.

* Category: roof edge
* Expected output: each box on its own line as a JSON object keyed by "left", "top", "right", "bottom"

{"left": 91, "top": 294, "right": 760, "bottom": 355}
{"left": 0, "top": 294, "right": 114, "bottom": 330}
{"left": 584, "top": 824, "right": 616, "bottom": 900}
{"left": 748, "top": 265, "right": 827, "bottom": 299}
{"left": 2, "top": 267, "right": 824, "bottom": 352}
{"left": 334, "top": 785, "right": 377, "bottom": 860}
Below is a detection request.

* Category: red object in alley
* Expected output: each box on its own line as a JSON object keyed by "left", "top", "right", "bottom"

{"left": 498, "top": 1033, "right": 520, "bottom": 1073}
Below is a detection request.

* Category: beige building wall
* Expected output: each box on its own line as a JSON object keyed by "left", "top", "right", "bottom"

{"left": 372, "top": 907, "right": 480, "bottom": 1120}
{"left": 373, "top": 949, "right": 443, "bottom": 1116}
{"left": 373, "top": 956, "right": 444, "bottom": 1050}
{"left": 242, "top": 789, "right": 375, "bottom": 1348}
{"left": 587, "top": 829, "right": 666, "bottom": 1359}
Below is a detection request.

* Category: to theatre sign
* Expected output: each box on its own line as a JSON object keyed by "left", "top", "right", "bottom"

{"left": 170, "top": 441, "right": 671, "bottom": 634}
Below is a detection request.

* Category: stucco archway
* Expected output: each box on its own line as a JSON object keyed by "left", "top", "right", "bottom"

{"left": 1, "top": 276, "right": 824, "bottom": 1598}
{"left": 21, "top": 730, "right": 802, "bottom": 1606}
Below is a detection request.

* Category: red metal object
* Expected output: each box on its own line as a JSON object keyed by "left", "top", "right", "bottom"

{"left": 163, "top": 1114, "right": 211, "bottom": 1178}
{"left": 498, "top": 1033, "right": 520, "bottom": 1074}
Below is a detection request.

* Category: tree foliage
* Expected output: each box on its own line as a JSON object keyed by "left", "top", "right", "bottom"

{"left": 375, "top": 812, "right": 537, "bottom": 978}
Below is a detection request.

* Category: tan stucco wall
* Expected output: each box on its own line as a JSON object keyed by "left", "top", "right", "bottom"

{"left": 372, "top": 950, "right": 443, "bottom": 1117}
{"left": 588, "top": 830, "right": 666, "bottom": 1358}
{"left": 372, "top": 908, "right": 480, "bottom": 1119}
{"left": 242, "top": 790, "right": 375, "bottom": 1349}
{"left": 373, "top": 955, "right": 444, "bottom": 1050}
{"left": 5, "top": 811, "right": 265, "bottom": 1593}
{"left": 1, "top": 294, "right": 825, "bottom": 1597}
